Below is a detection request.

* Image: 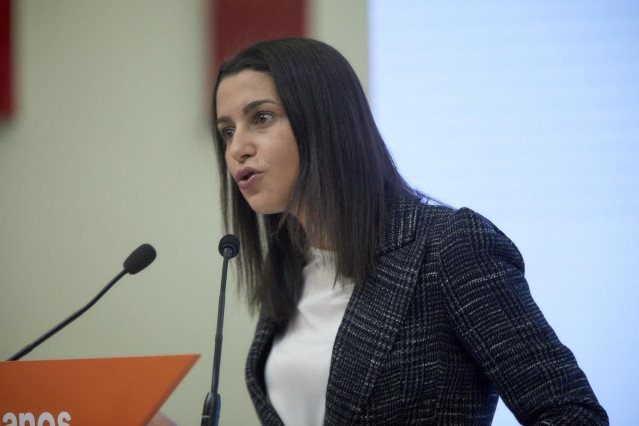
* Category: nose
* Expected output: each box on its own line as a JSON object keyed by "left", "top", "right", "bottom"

{"left": 226, "top": 127, "right": 255, "bottom": 164}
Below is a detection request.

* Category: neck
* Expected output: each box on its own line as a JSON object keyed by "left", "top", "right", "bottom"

{"left": 293, "top": 210, "right": 334, "bottom": 251}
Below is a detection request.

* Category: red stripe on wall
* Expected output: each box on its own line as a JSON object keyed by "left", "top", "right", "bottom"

{"left": 212, "top": 0, "right": 306, "bottom": 74}
{"left": 0, "top": 0, "right": 13, "bottom": 118}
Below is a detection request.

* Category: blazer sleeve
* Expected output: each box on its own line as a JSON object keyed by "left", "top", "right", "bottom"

{"left": 437, "top": 207, "right": 608, "bottom": 425}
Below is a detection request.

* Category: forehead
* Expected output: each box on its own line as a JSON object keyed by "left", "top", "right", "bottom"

{"left": 216, "top": 70, "right": 279, "bottom": 111}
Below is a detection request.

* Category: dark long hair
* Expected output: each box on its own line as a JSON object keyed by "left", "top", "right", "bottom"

{"left": 212, "top": 37, "right": 416, "bottom": 325}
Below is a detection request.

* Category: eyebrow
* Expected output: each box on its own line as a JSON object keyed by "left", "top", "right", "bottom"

{"left": 216, "top": 99, "right": 277, "bottom": 126}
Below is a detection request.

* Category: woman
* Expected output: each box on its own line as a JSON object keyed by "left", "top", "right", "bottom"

{"left": 212, "top": 37, "right": 607, "bottom": 425}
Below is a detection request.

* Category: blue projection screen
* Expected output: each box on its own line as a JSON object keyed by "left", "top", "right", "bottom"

{"left": 369, "top": 1, "right": 639, "bottom": 424}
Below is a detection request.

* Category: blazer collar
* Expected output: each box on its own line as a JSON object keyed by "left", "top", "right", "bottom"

{"left": 376, "top": 194, "right": 423, "bottom": 254}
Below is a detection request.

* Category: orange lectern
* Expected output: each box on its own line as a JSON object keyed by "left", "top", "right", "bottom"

{"left": 0, "top": 354, "right": 199, "bottom": 426}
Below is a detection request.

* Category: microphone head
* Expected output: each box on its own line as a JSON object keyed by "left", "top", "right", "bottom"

{"left": 218, "top": 234, "right": 240, "bottom": 258}
{"left": 123, "top": 244, "right": 157, "bottom": 274}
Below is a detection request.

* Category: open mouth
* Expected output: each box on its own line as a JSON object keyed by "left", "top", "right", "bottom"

{"left": 238, "top": 170, "right": 256, "bottom": 182}
{"left": 235, "top": 167, "right": 260, "bottom": 189}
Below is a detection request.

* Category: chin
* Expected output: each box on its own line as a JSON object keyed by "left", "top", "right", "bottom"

{"left": 241, "top": 190, "right": 290, "bottom": 215}
{"left": 246, "top": 200, "right": 286, "bottom": 216}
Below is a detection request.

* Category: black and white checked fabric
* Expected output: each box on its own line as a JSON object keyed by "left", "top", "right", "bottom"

{"left": 245, "top": 196, "right": 608, "bottom": 425}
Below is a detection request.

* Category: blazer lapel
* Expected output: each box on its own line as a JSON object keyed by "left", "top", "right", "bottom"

{"left": 324, "top": 196, "right": 429, "bottom": 425}
{"left": 245, "top": 315, "right": 284, "bottom": 425}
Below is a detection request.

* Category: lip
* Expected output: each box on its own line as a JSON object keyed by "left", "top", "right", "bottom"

{"left": 235, "top": 167, "right": 261, "bottom": 190}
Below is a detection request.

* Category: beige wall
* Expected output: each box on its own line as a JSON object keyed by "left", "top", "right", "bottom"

{"left": 0, "top": 1, "right": 367, "bottom": 424}
{"left": 309, "top": 0, "right": 369, "bottom": 93}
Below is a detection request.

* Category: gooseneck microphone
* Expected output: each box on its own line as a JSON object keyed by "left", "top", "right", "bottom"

{"left": 202, "top": 234, "right": 240, "bottom": 426}
{"left": 7, "top": 244, "right": 157, "bottom": 361}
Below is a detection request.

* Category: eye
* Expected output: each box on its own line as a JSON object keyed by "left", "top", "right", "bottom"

{"left": 219, "top": 127, "right": 235, "bottom": 143}
{"left": 255, "top": 112, "right": 274, "bottom": 125}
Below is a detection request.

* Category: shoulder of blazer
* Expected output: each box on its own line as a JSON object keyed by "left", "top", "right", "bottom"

{"left": 376, "top": 194, "right": 455, "bottom": 255}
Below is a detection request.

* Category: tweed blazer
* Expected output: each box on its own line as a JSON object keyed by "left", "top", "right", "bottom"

{"left": 245, "top": 196, "right": 608, "bottom": 425}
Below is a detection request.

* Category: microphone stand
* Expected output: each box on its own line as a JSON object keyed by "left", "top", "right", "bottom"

{"left": 8, "top": 270, "right": 127, "bottom": 361}
{"left": 7, "top": 243, "right": 156, "bottom": 361}
{"left": 201, "top": 249, "right": 232, "bottom": 426}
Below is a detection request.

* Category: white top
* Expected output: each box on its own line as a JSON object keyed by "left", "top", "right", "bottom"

{"left": 264, "top": 247, "right": 355, "bottom": 426}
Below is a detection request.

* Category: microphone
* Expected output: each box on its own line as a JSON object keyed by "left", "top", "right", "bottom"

{"left": 123, "top": 243, "right": 157, "bottom": 274}
{"left": 202, "top": 234, "right": 240, "bottom": 426}
{"left": 7, "top": 244, "right": 157, "bottom": 361}
{"left": 218, "top": 234, "right": 240, "bottom": 258}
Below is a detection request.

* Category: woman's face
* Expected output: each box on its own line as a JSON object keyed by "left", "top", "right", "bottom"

{"left": 216, "top": 70, "right": 300, "bottom": 215}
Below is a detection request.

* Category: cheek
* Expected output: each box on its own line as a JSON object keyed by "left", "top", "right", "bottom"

{"left": 288, "top": 152, "right": 300, "bottom": 180}
{"left": 287, "top": 145, "right": 301, "bottom": 180}
{"left": 224, "top": 149, "right": 232, "bottom": 171}
{"left": 280, "top": 129, "right": 300, "bottom": 179}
